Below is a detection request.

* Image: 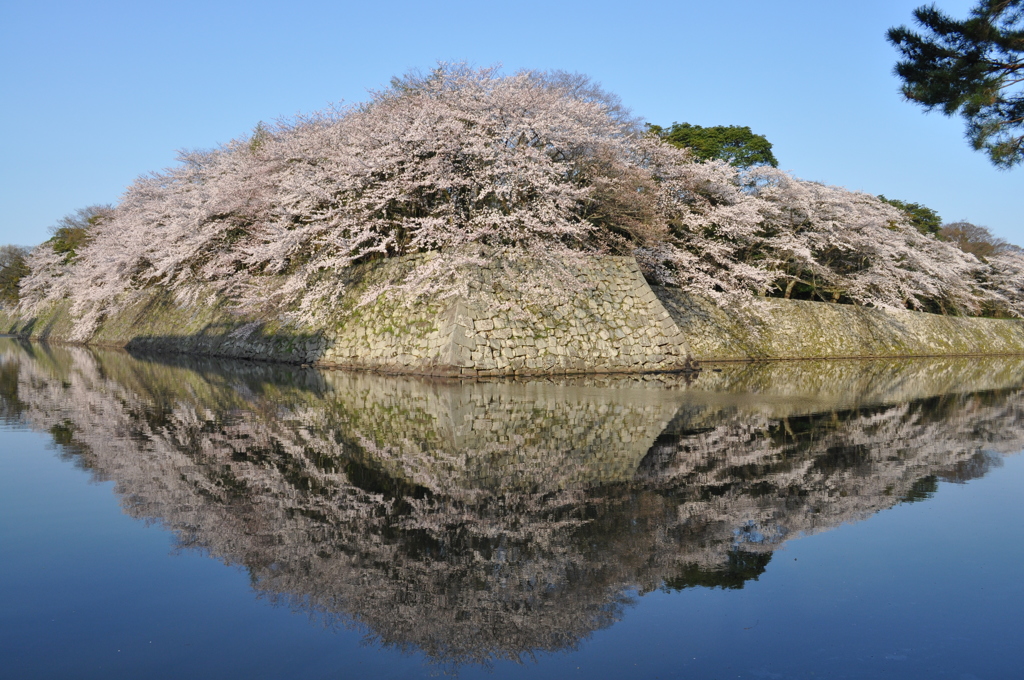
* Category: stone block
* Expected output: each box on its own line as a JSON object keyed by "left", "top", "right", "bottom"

{"left": 452, "top": 326, "right": 476, "bottom": 349}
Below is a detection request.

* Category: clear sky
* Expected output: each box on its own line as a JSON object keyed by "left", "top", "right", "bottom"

{"left": 1, "top": 0, "right": 1018, "bottom": 248}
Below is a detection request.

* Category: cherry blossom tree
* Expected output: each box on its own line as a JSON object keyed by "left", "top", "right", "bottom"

{"left": 983, "top": 246, "right": 1024, "bottom": 317}
{"left": 747, "top": 169, "right": 986, "bottom": 314}
{"left": 15, "top": 63, "right": 1017, "bottom": 333}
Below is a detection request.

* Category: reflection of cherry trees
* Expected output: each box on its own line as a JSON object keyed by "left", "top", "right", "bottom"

{"left": 2, "top": 340, "right": 1023, "bottom": 666}
{"left": 15, "top": 65, "right": 1021, "bottom": 343}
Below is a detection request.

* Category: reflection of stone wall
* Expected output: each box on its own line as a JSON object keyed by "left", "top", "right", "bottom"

{"left": 3, "top": 339, "right": 1024, "bottom": 667}
{"left": 4, "top": 254, "right": 1024, "bottom": 376}
{"left": 313, "top": 371, "right": 683, "bottom": 493}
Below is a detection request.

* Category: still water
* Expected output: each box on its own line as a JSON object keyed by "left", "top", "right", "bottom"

{"left": 1, "top": 337, "right": 1022, "bottom": 679}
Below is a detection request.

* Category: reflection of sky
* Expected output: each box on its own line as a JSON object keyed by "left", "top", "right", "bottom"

{"left": 733, "top": 521, "right": 782, "bottom": 546}
{"left": 3, "top": 424, "right": 1022, "bottom": 679}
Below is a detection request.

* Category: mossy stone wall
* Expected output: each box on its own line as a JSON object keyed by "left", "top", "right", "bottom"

{"left": 2, "top": 254, "right": 1023, "bottom": 373}
{"left": 656, "top": 288, "right": 1024, "bottom": 361}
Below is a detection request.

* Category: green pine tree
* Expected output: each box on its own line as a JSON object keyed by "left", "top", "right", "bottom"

{"left": 888, "top": 1, "right": 1024, "bottom": 168}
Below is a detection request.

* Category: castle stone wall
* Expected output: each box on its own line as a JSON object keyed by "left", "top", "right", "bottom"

{"left": 2, "top": 253, "right": 1023, "bottom": 374}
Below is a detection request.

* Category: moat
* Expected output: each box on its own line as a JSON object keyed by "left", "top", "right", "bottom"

{"left": 1, "top": 337, "right": 1022, "bottom": 679}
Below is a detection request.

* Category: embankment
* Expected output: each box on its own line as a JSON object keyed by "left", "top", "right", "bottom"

{"left": 2, "top": 254, "right": 1023, "bottom": 374}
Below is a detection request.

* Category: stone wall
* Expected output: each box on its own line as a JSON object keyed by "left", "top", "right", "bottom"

{"left": 2, "top": 253, "right": 1023, "bottom": 374}
{"left": 0, "top": 254, "right": 694, "bottom": 375}
{"left": 316, "top": 255, "right": 689, "bottom": 376}
{"left": 656, "top": 287, "right": 1024, "bottom": 361}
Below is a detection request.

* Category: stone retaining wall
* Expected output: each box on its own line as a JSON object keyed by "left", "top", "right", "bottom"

{"left": 316, "top": 255, "right": 690, "bottom": 376}
{"left": 656, "top": 287, "right": 1024, "bottom": 361}
{"left": 2, "top": 253, "right": 1023, "bottom": 374}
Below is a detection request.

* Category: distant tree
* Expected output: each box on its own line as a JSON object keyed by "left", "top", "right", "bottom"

{"left": 648, "top": 122, "right": 779, "bottom": 168}
{"left": 888, "top": 1, "right": 1024, "bottom": 168}
{"left": 939, "top": 220, "right": 1008, "bottom": 259}
{"left": 47, "top": 205, "right": 113, "bottom": 263}
{"left": 877, "top": 195, "right": 943, "bottom": 236}
{"left": 247, "top": 121, "right": 272, "bottom": 153}
{"left": 0, "top": 245, "right": 30, "bottom": 306}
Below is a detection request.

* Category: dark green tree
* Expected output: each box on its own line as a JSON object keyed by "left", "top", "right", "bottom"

{"left": 0, "top": 245, "right": 30, "bottom": 306}
{"left": 47, "top": 204, "right": 112, "bottom": 264}
{"left": 888, "top": 1, "right": 1024, "bottom": 168}
{"left": 649, "top": 122, "right": 779, "bottom": 168}
{"left": 877, "top": 195, "right": 943, "bottom": 236}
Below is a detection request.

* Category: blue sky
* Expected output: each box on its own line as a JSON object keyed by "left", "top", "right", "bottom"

{"left": 1, "top": 0, "right": 1018, "bottom": 247}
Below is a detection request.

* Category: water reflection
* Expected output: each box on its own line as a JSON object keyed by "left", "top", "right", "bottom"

{"left": 2, "top": 338, "right": 1023, "bottom": 667}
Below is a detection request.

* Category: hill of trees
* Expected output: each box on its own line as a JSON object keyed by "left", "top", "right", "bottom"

{"left": 3, "top": 64, "right": 1022, "bottom": 335}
